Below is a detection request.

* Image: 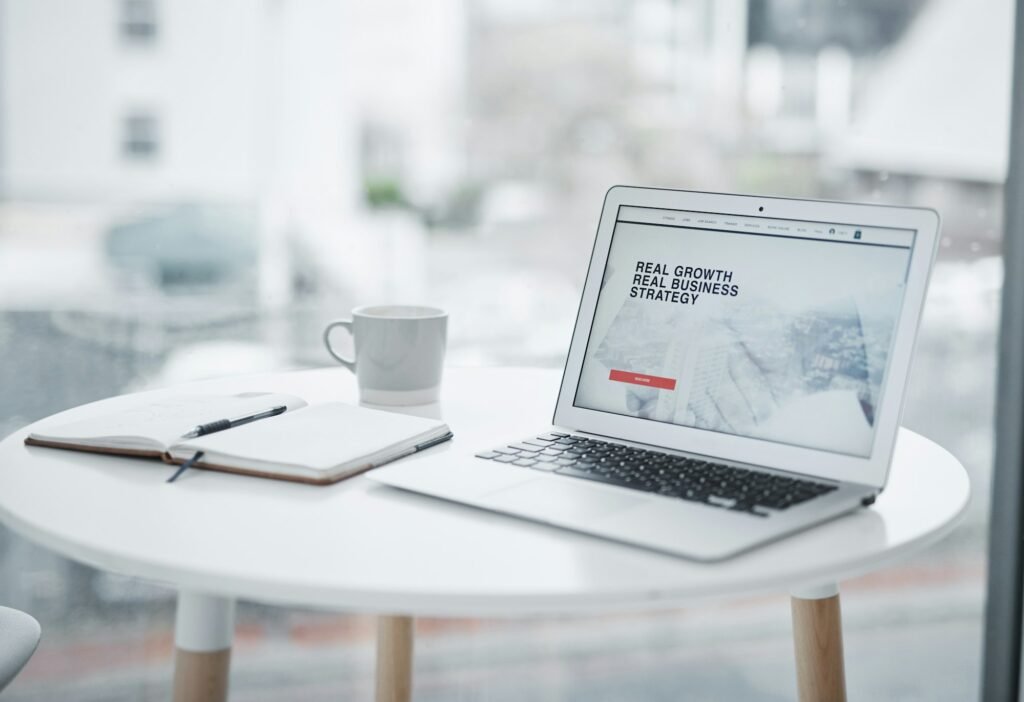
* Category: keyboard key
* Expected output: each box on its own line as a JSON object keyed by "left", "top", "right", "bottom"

{"left": 510, "top": 443, "right": 539, "bottom": 452}
{"left": 494, "top": 455, "right": 517, "bottom": 463}
{"left": 475, "top": 451, "right": 500, "bottom": 459}
{"left": 707, "top": 495, "right": 737, "bottom": 509}
{"left": 522, "top": 439, "right": 551, "bottom": 448}
{"left": 494, "top": 447, "right": 518, "bottom": 455}
{"left": 513, "top": 458, "right": 537, "bottom": 467}
{"left": 555, "top": 465, "right": 627, "bottom": 487}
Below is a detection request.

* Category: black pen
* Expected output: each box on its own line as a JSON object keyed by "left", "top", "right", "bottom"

{"left": 181, "top": 405, "right": 288, "bottom": 439}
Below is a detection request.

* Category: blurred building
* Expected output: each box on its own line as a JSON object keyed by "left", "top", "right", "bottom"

{"left": 0, "top": 0, "right": 353, "bottom": 301}
{"left": 0, "top": 0, "right": 354, "bottom": 207}
{"left": 0, "top": 0, "right": 466, "bottom": 304}
{"left": 825, "top": 0, "right": 1012, "bottom": 256}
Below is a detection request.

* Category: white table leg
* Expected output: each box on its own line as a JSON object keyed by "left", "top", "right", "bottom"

{"left": 791, "top": 582, "right": 846, "bottom": 702}
{"left": 375, "top": 615, "right": 414, "bottom": 702}
{"left": 173, "top": 591, "right": 236, "bottom": 702}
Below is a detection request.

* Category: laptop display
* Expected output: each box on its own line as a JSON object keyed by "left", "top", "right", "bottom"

{"left": 573, "top": 205, "right": 916, "bottom": 458}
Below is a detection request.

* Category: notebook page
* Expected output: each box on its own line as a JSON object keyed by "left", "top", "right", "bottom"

{"left": 174, "top": 402, "right": 447, "bottom": 474}
{"left": 29, "top": 393, "right": 308, "bottom": 451}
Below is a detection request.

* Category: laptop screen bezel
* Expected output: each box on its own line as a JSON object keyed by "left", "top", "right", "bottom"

{"left": 552, "top": 186, "right": 940, "bottom": 489}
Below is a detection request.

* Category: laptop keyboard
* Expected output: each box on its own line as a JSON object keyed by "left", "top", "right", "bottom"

{"left": 476, "top": 433, "right": 837, "bottom": 517}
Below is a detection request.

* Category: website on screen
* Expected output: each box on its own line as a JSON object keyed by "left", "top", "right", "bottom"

{"left": 573, "top": 206, "right": 915, "bottom": 457}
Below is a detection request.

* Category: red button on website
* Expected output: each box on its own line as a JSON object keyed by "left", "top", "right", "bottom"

{"left": 608, "top": 369, "right": 677, "bottom": 390}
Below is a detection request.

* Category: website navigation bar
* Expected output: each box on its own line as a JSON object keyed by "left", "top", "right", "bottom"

{"left": 617, "top": 206, "right": 914, "bottom": 248}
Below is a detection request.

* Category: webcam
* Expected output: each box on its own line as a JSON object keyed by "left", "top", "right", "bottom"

{"left": 758, "top": 206, "right": 764, "bottom": 212}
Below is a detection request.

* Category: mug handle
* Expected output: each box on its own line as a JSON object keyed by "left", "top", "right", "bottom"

{"left": 323, "top": 319, "right": 356, "bottom": 372}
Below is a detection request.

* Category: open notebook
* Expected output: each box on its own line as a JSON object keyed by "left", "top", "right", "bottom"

{"left": 25, "top": 393, "right": 453, "bottom": 485}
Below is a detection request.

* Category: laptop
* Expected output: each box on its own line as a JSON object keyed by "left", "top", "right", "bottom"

{"left": 369, "top": 186, "right": 940, "bottom": 561}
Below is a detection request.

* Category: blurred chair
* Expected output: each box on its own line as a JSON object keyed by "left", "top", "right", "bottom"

{"left": 0, "top": 607, "right": 40, "bottom": 692}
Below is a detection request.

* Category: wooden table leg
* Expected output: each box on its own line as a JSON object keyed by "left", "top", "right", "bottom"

{"left": 791, "top": 583, "right": 846, "bottom": 702}
{"left": 376, "top": 615, "right": 414, "bottom": 702}
{"left": 173, "top": 591, "right": 236, "bottom": 702}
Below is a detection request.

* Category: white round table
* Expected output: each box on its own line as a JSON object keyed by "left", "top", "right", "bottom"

{"left": 0, "top": 367, "right": 969, "bottom": 702}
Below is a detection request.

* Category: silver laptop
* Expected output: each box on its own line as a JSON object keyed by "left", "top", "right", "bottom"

{"left": 369, "top": 186, "right": 940, "bottom": 561}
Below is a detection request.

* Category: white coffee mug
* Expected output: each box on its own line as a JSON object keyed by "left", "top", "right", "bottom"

{"left": 323, "top": 305, "right": 448, "bottom": 406}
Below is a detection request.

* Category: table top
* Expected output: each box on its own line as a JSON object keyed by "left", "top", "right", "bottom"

{"left": 0, "top": 367, "right": 969, "bottom": 617}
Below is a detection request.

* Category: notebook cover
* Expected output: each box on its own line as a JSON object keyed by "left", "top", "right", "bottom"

{"left": 24, "top": 436, "right": 165, "bottom": 460}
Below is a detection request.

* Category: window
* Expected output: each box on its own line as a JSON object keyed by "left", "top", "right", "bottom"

{"left": 121, "top": 112, "right": 159, "bottom": 160}
{"left": 119, "top": 0, "right": 158, "bottom": 42}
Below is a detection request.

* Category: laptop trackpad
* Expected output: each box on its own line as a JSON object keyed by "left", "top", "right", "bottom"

{"left": 482, "top": 478, "right": 647, "bottom": 522}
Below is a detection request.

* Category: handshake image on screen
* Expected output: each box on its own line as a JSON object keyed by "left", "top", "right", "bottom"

{"left": 592, "top": 291, "right": 897, "bottom": 457}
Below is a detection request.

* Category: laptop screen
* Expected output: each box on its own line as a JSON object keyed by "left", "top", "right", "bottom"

{"left": 573, "top": 205, "right": 916, "bottom": 458}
